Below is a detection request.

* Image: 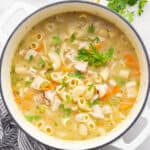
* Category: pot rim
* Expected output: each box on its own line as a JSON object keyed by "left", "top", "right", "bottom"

{"left": 0, "top": 1, "right": 150, "bottom": 149}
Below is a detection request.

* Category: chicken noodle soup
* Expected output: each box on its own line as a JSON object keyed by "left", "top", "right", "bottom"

{"left": 11, "top": 12, "right": 140, "bottom": 140}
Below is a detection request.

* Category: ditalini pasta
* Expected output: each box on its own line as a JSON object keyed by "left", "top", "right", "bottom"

{"left": 11, "top": 12, "right": 140, "bottom": 140}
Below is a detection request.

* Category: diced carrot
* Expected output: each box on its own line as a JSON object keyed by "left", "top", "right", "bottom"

{"left": 61, "top": 65, "right": 72, "bottom": 72}
{"left": 111, "top": 85, "right": 120, "bottom": 95}
{"left": 124, "top": 53, "right": 139, "bottom": 69}
{"left": 84, "top": 79, "right": 89, "bottom": 84}
{"left": 101, "top": 90, "right": 111, "bottom": 100}
{"left": 36, "top": 42, "right": 44, "bottom": 52}
{"left": 24, "top": 92, "right": 34, "bottom": 100}
{"left": 98, "top": 121, "right": 104, "bottom": 126}
{"left": 95, "top": 43, "right": 102, "bottom": 49}
{"left": 21, "top": 101, "right": 31, "bottom": 111}
{"left": 15, "top": 96, "right": 21, "bottom": 104}
{"left": 119, "top": 98, "right": 136, "bottom": 110}
{"left": 40, "top": 82, "right": 57, "bottom": 91}
{"left": 130, "top": 69, "right": 140, "bottom": 76}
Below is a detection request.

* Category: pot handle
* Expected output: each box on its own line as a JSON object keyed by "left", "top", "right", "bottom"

{"left": 110, "top": 104, "right": 150, "bottom": 150}
{"left": 0, "top": 1, "right": 36, "bottom": 53}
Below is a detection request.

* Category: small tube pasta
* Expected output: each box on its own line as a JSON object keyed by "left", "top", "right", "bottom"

{"left": 56, "top": 85, "right": 65, "bottom": 95}
{"left": 46, "top": 22, "right": 55, "bottom": 32}
{"left": 90, "top": 105, "right": 104, "bottom": 119}
{"left": 61, "top": 117, "right": 70, "bottom": 127}
{"left": 87, "top": 120, "right": 96, "bottom": 131}
{"left": 51, "top": 72, "right": 63, "bottom": 83}
{"left": 72, "top": 86, "right": 86, "bottom": 102}
{"left": 48, "top": 52, "right": 61, "bottom": 70}
{"left": 35, "top": 120, "right": 44, "bottom": 129}
{"left": 35, "top": 33, "right": 43, "bottom": 41}
{"left": 75, "top": 113, "right": 90, "bottom": 123}
{"left": 68, "top": 78, "right": 81, "bottom": 88}
{"left": 25, "top": 49, "right": 37, "bottom": 60}
{"left": 29, "top": 42, "right": 38, "bottom": 49}
{"left": 78, "top": 98, "right": 91, "bottom": 111}
{"left": 44, "top": 125, "right": 53, "bottom": 135}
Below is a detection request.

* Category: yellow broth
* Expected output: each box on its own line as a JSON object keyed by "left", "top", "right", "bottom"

{"left": 10, "top": 12, "right": 140, "bottom": 140}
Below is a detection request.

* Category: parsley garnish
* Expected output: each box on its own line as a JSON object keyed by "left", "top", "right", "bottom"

{"left": 55, "top": 48, "right": 60, "bottom": 54}
{"left": 24, "top": 115, "right": 41, "bottom": 122}
{"left": 25, "top": 80, "right": 32, "bottom": 87}
{"left": 52, "top": 36, "right": 61, "bottom": 44}
{"left": 94, "top": 36, "right": 100, "bottom": 43}
{"left": 86, "top": 99, "right": 100, "bottom": 107}
{"left": 88, "top": 84, "right": 94, "bottom": 91}
{"left": 29, "top": 55, "right": 33, "bottom": 62}
{"left": 88, "top": 24, "right": 95, "bottom": 33}
{"left": 70, "top": 33, "right": 76, "bottom": 42}
{"left": 39, "top": 57, "right": 45, "bottom": 68}
{"left": 138, "top": 0, "right": 148, "bottom": 16}
{"left": 59, "top": 104, "right": 72, "bottom": 118}
{"left": 115, "top": 77, "right": 125, "bottom": 86}
{"left": 77, "top": 44, "right": 114, "bottom": 66}
{"left": 66, "top": 95, "right": 72, "bottom": 103}
{"left": 68, "top": 71, "right": 85, "bottom": 79}
{"left": 61, "top": 79, "right": 68, "bottom": 89}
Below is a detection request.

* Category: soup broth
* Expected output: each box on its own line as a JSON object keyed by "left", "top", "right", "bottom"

{"left": 11, "top": 12, "right": 140, "bottom": 140}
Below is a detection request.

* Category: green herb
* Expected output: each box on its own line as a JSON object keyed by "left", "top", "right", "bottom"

{"left": 88, "top": 24, "right": 95, "bottom": 33}
{"left": 77, "top": 44, "right": 114, "bottom": 66}
{"left": 107, "top": 0, "right": 147, "bottom": 22}
{"left": 94, "top": 36, "right": 100, "bottom": 43}
{"left": 52, "top": 36, "right": 61, "bottom": 44}
{"left": 88, "top": 84, "right": 94, "bottom": 91}
{"left": 63, "top": 108, "right": 72, "bottom": 118}
{"left": 107, "top": 0, "right": 126, "bottom": 12}
{"left": 138, "top": 0, "right": 148, "bottom": 16}
{"left": 24, "top": 115, "right": 41, "bottom": 122}
{"left": 68, "top": 71, "right": 85, "bottom": 79}
{"left": 25, "top": 80, "right": 32, "bottom": 87}
{"left": 55, "top": 48, "right": 60, "bottom": 54}
{"left": 92, "top": 99, "right": 100, "bottom": 105}
{"left": 120, "top": 10, "right": 134, "bottom": 23}
{"left": 29, "top": 55, "right": 33, "bottom": 62}
{"left": 86, "top": 99, "right": 100, "bottom": 107}
{"left": 39, "top": 57, "right": 45, "bottom": 68}
{"left": 127, "top": 0, "right": 138, "bottom": 5}
{"left": 61, "top": 79, "right": 68, "bottom": 88}
{"left": 115, "top": 77, "right": 125, "bottom": 86}
{"left": 32, "top": 66, "right": 38, "bottom": 70}
{"left": 54, "top": 121, "right": 58, "bottom": 127}
{"left": 70, "top": 33, "right": 76, "bottom": 42}
{"left": 59, "top": 104, "right": 72, "bottom": 118}
{"left": 66, "top": 95, "right": 72, "bottom": 103}
{"left": 37, "top": 105, "right": 47, "bottom": 113}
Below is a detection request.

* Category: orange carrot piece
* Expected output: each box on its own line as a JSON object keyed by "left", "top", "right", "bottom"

{"left": 21, "top": 101, "right": 31, "bottom": 111}
{"left": 95, "top": 43, "right": 102, "bottom": 49}
{"left": 24, "top": 92, "right": 34, "bottom": 100}
{"left": 111, "top": 85, "right": 120, "bottom": 95}
{"left": 119, "top": 98, "right": 136, "bottom": 110}
{"left": 36, "top": 42, "right": 44, "bottom": 52}
{"left": 40, "top": 82, "right": 57, "bottom": 91}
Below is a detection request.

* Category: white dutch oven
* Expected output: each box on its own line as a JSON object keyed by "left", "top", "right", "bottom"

{"left": 0, "top": 1, "right": 150, "bottom": 150}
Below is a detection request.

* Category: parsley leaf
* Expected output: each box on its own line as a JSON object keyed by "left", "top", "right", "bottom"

{"left": 61, "top": 79, "right": 68, "bottom": 88}
{"left": 55, "top": 48, "right": 60, "bottom": 54}
{"left": 86, "top": 99, "right": 100, "bottom": 107}
{"left": 77, "top": 44, "right": 114, "bottom": 66}
{"left": 94, "top": 36, "right": 100, "bottom": 43}
{"left": 88, "top": 24, "right": 95, "bottom": 33}
{"left": 138, "top": 0, "right": 148, "bottom": 16}
{"left": 24, "top": 115, "right": 41, "bottom": 122}
{"left": 25, "top": 80, "right": 32, "bottom": 87}
{"left": 127, "top": 0, "right": 138, "bottom": 6}
{"left": 70, "top": 33, "right": 76, "bottom": 42}
{"left": 39, "top": 57, "right": 45, "bottom": 68}
{"left": 120, "top": 10, "right": 134, "bottom": 23}
{"left": 115, "top": 77, "right": 125, "bottom": 86}
{"left": 59, "top": 104, "right": 72, "bottom": 118}
{"left": 66, "top": 95, "right": 72, "bottom": 103}
{"left": 88, "top": 84, "right": 94, "bottom": 91}
{"left": 29, "top": 55, "right": 33, "bottom": 62}
{"left": 52, "top": 36, "right": 61, "bottom": 44}
{"left": 68, "top": 71, "right": 85, "bottom": 79}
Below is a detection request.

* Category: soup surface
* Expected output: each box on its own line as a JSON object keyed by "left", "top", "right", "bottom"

{"left": 11, "top": 12, "right": 140, "bottom": 140}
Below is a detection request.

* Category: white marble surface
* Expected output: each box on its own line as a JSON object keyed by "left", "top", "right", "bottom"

{"left": 0, "top": 0, "right": 150, "bottom": 150}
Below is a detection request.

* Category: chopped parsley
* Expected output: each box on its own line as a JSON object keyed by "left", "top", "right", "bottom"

{"left": 77, "top": 43, "right": 114, "bottom": 66}
{"left": 55, "top": 48, "right": 60, "bottom": 54}
{"left": 87, "top": 98, "right": 100, "bottom": 107}
{"left": 39, "top": 57, "right": 45, "bottom": 68}
{"left": 25, "top": 80, "right": 32, "bottom": 87}
{"left": 107, "top": 0, "right": 147, "bottom": 22}
{"left": 68, "top": 71, "right": 85, "bottom": 79}
{"left": 66, "top": 95, "right": 72, "bottom": 103}
{"left": 61, "top": 79, "right": 68, "bottom": 89}
{"left": 52, "top": 36, "right": 61, "bottom": 44}
{"left": 24, "top": 115, "right": 41, "bottom": 122}
{"left": 70, "top": 33, "right": 76, "bottom": 42}
{"left": 138, "top": 0, "right": 148, "bottom": 16}
{"left": 88, "top": 24, "right": 95, "bottom": 33}
{"left": 94, "top": 36, "right": 100, "bottom": 43}
{"left": 115, "top": 77, "right": 125, "bottom": 86}
{"left": 59, "top": 104, "right": 72, "bottom": 118}
{"left": 29, "top": 55, "right": 33, "bottom": 62}
{"left": 88, "top": 84, "right": 94, "bottom": 91}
